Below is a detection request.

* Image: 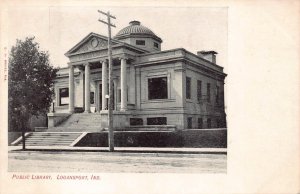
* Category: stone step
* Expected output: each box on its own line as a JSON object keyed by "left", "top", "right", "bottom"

{"left": 25, "top": 138, "right": 74, "bottom": 141}
{"left": 26, "top": 139, "right": 75, "bottom": 142}
{"left": 25, "top": 143, "right": 71, "bottom": 146}
{"left": 29, "top": 135, "right": 79, "bottom": 138}
{"left": 28, "top": 136, "right": 80, "bottom": 139}
{"left": 30, "top": 134, "right": 79, "bottom": 137}
{"left": 31, "top": 133, "right": 78, "bottom": 137}
{"left": 14, "top": 132, "right": 84, "bottom": 146}
{"left": 26, "top": 140, "right": 75, "bottom": 143}
{"left": 47, "top": 127, "right": 102, "bottom": 133}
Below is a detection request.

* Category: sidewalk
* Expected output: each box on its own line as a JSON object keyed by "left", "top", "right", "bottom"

{"left": 8, "top": 146, "right": 227, "bottom": 154}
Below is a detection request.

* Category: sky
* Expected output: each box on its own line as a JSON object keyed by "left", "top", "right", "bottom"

{"left": 6, "top": 6, "right": 227, "bottom": 69}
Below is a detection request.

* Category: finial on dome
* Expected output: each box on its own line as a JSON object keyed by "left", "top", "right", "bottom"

{"left": 129, "top": 21, "right": 141, "bottom": 26}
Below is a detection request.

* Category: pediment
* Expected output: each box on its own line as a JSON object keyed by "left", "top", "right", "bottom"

{"left": 65, "top": 32, "right": 119, "bottom": 56}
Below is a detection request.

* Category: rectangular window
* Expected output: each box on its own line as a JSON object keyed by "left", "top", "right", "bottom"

{"left": 154, "top": 42, "right": 159, "bottom": 48}
{"left": 136, "top": 40, "right": 145, "bottom": 45}
{"left": 186, "top": 77, "right": 191, "bottom": 99}
{"left": 187, "top": 117, "right": 193, "bottom": 129}
{"left": 198, "top": 118, "right": 203, "bottom": 129}
{"left": 148, "top": 77, "right": 168, "bottom": 100}
{"left": 207, "top": 83, "right": 211, "bottom": 102}
{"left": 130, "top": 118, "right": 143, "bottom": 126}
{"left": 147, "top": 117, "right": 167, "bottom": 125}
{"left": 207, "top": 118, "right": 211, "bottom": 128}
{"left": 216, "top": 85, "right": 220, "bottom": 104}
{"left": 197, "top": 80, "right": 202, "bottom": 102}
{"left": 90, "top": 92, "right": 95, "bottom": 104}
{"left": 59, "top": 88, "right": 69, "bottom": 106}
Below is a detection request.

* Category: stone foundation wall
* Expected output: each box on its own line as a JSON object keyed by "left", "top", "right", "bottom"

{"left": 75, "top": 129, "right": 227, "bottom": 148}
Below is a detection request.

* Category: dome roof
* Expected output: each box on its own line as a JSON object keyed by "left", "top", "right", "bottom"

{"left": 114, "top": 21, "right": 162, "bottom": 42}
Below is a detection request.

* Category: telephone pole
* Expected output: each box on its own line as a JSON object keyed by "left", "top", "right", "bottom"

{"left": 98, "top": 10, "right": 116, "bottom": 152}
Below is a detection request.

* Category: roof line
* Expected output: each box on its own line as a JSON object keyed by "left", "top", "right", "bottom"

{"left": 64, "top": 32, "right": 149, "bottom": 56}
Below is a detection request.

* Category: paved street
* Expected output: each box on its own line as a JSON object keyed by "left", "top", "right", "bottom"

{"left": 8, "top": 150, "right": 226, "bottom": 173}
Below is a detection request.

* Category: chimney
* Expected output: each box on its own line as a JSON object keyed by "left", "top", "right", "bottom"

{"left": 197, "top": 50, "right": 218, "bottom": 64}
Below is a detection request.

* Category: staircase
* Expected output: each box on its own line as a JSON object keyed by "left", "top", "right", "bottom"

{"left": 11, "top": 113, "right": 102, "bottom": 147}
{"left": 48, "top": 113, "right": 103, "bottom": 132}
{"left": 12, "top": 132, "right": 85, "bottom": 146}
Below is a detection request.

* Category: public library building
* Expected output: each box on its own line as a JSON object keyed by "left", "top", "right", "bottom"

{"left": 49, "top": 20, "right": 227, "bottom": 131}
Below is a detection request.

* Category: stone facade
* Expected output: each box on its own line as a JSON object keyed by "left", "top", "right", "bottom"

{"left": 49, "top": 21, "right": 227, "bottom": 130}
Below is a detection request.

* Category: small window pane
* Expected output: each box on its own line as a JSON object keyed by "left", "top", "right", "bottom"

{"left": 154, "top": 42, "right": 159, "bottom": 48}
{"left": 136, "top": 40, "right": 145, "bottom": 45}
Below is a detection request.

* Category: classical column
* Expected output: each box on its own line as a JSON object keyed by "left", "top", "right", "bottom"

{"left": 136, "top": 67, "right": 141, "bottom": 110}
{"left": 68, "top": 65, "right": 75, "bottom": 113}
{"left": 79, "top": 67, "right": 85, "bottom": 109}
{"left": 84, "top": 63, "right": 91, "bottom": 113}
{"left": 101, "top": 60, "right": 108, "bottom": 110}
{"left": 95, "top": 81, "right": 99, "bottom": 112}
{"left": 120, "top": 58, "right": 127, "bottom": 111}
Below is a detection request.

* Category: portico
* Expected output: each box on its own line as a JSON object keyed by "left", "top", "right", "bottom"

{"left": 67, "top": 56, "right": 130, "bottom": 114}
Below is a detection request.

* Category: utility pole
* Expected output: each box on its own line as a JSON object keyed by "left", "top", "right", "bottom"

{"left": 98, "top": 10, "right": 116, "bottom": 152}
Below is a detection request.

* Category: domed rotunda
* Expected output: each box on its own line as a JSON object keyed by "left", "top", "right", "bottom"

{"left": 114, "top": 21, "right": 162, "bottom": 52}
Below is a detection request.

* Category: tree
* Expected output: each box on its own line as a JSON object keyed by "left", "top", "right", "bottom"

{"left": 8, "top": 37, "right": 58, "bottom": 150}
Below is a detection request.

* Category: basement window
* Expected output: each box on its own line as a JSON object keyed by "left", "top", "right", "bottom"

{"left": 147, "top": 117, "right": 167, "bottom": 125}
{"left": 130, "top": 118, "right": 143, "bottom": 126}
{"left": 59, "top": 88, "right": 69, "bottom": 106}
{"left": 148, "top": 77, "right": 168, "bottom": 100}
{"left": 136, "top": 40, "right": 145, "bottom": 45}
